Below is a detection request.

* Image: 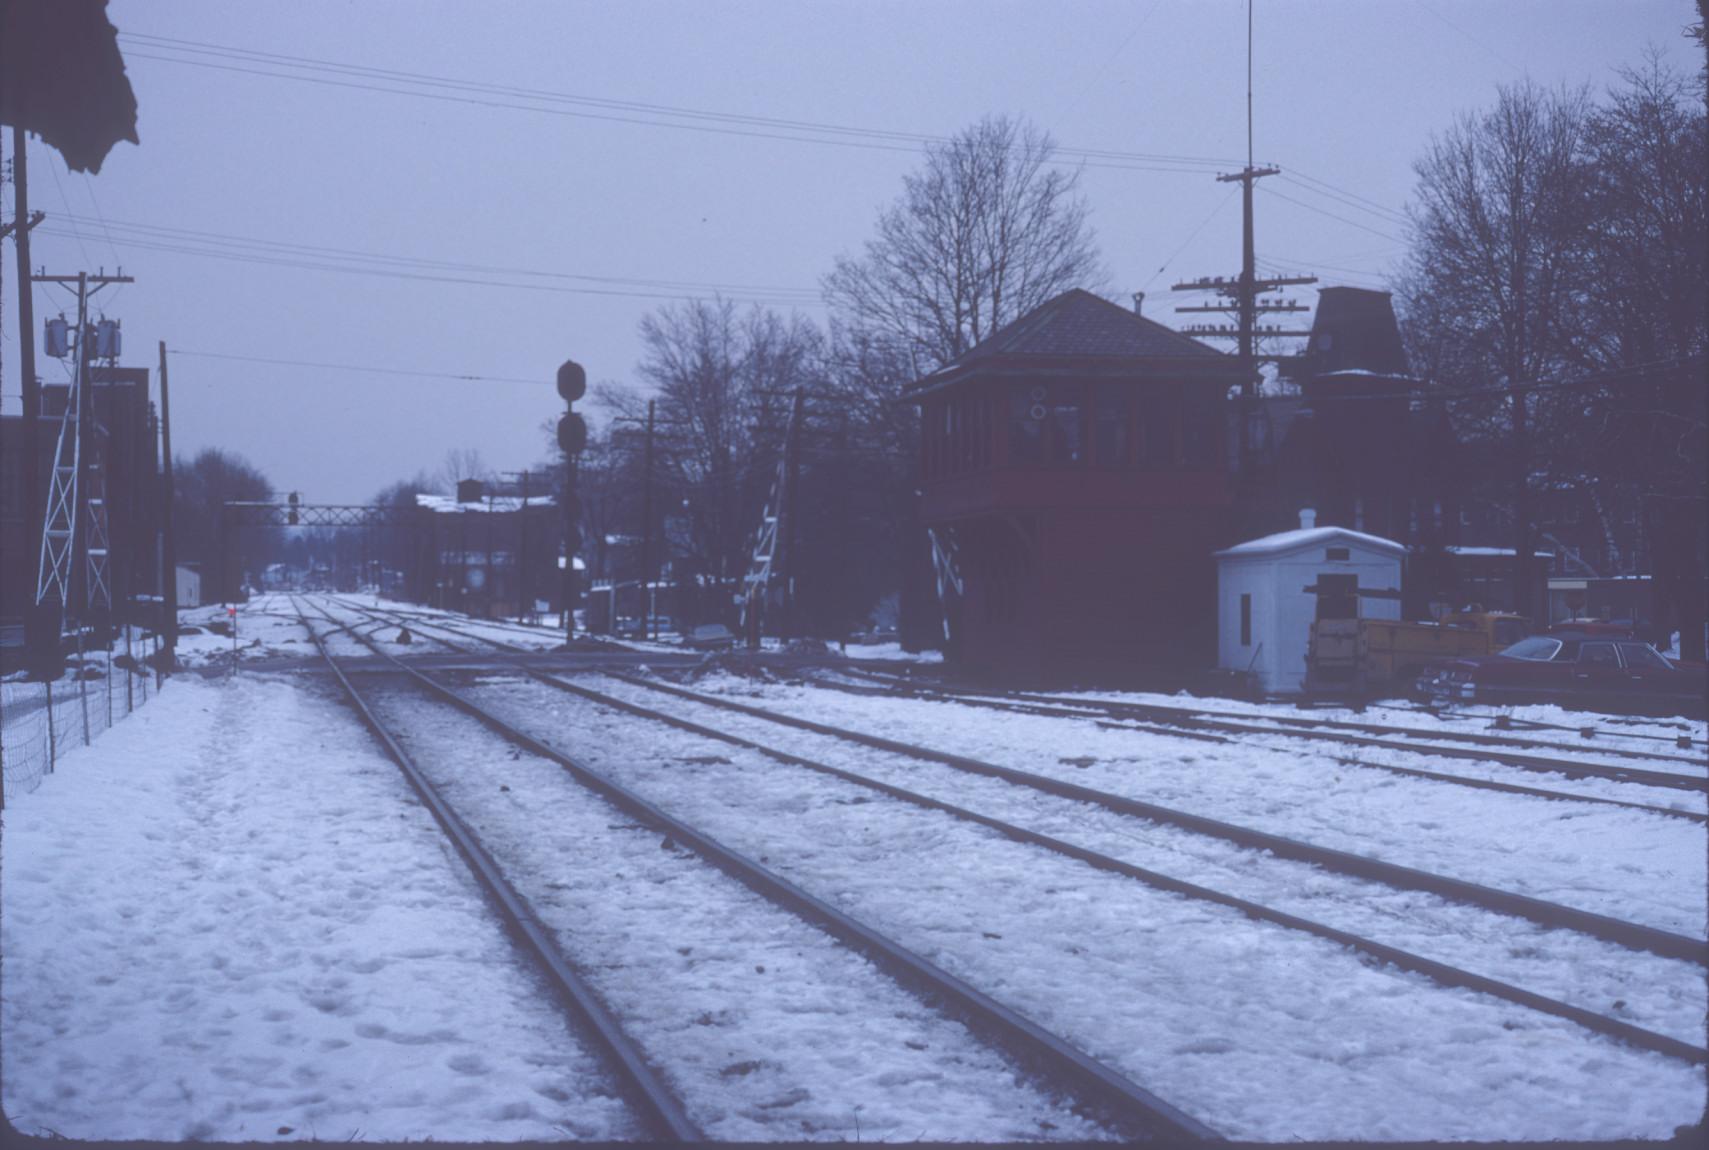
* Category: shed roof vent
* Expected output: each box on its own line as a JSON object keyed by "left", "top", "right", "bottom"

{"left": 1299, "top": 507, "right": 1317, "bottom": 530}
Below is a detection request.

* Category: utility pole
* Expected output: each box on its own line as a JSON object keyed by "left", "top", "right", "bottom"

{"left": 516, "top": 469, "right": 530, "bottom": 622}
{"left": 614, "top": 401, "right": 694, "bottom": 639}
{"left": 158, "top": 341, "right": 178, "bottom": 656}
{"left": 639, "top": 399, "right": 655, "bottom": 639}
{"left": 10, "top": 124, "right": 51, "bottom": 674}
{"left": 483, "top": 488, "right": 495, "bottom": 619}
{"left": 1512, "top": 383, "right": 1532, "bottom": 620}
{"left": 33, "top": 271, "right": 133, "bottom": 645}
{"left": 776, "top": 388, "right": 806, "bottom": 640}
{"left": 1170, "top": 0, "right": 1313, "bottom": 482}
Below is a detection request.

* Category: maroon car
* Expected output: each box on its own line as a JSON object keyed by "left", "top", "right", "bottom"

{"left": 1417, "top": 631, "right": 1707, "bottom": 718}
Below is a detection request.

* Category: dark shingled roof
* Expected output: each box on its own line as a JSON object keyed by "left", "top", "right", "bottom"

{"left": 952, "top": 288, "right": 1222, "bottom": 364}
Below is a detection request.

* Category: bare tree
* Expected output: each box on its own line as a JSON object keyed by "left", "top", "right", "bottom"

{"left": 435, "top": 447, "right": 491, "bottom": 493}
{"left": 1576, "top": 60, "right": 1708, "bottom": 658}
{"left": 173, "top": 447, "right": 275, "bottom": 599}
{"left": 1398, "top": 81, "right": 1593, "bottom": 394}
{"left": 631, "top": 298, "right": 823, "bottom": 600}
{"left": 824, "top": 115, "right": 1106, "bottom": 372}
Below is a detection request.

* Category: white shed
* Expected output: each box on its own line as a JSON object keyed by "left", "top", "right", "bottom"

{"left": 175, "top": 564, "right": 203, "bottom": 609}
{"left": 1214, "top": 510, "right": 1405, "bottom": 695}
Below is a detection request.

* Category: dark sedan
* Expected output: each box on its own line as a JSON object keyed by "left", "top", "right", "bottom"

{"left": 1417, "top": 632, "right": 1707, "bottom": 718}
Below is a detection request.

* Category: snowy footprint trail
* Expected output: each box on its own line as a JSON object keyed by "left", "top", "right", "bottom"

{"left": 0, "top": 673, "right": 638, "bottom": 1142}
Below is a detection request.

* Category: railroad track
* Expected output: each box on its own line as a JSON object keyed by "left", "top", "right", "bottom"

{"left": 318, "top": 597, "right": 1708, "bottom": 1070}
{"left": 821, "top": 667, "right": 1709, "bottom": 797}
{"left": 300, "top": 595, "right": 1217, "bottom": 1141}
{"left": 291, "top": 596, "right": 699, "bottom": 1141}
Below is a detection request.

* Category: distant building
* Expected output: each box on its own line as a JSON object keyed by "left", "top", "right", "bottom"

{"left": 908, "top": 288, "right": 1248, "bottom": 677}
{"left": 411, "top": 488, "right": 559, "bottom": 619}
{"left": 1, "top": 367, "right": 159, "bottom": 629}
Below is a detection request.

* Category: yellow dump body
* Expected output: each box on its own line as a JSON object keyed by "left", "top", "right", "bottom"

{"left": 1308, "top": 613, "right": 1530, "bottom": 691}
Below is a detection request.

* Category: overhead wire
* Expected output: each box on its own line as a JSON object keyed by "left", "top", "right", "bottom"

{"left": 1279, "top": 169, "right": 1409, "bottom": 225}
{"left": 166, "top": 348, "right": 546, "bottom": 385}
{"left": 1257, "top": 185, "right": 1405, "bottom": 243}
{"left": 118, "top": 33, "right": 1363, "bottom": 177}
{"left": 40, "top": 211, "right": 822, "bottom": 300}
{"left": 29, "top": 222, "right": 823, "bottom": 306}
{"left": 1144, "top": 185, "right": 1241, "bottom": 289}
{"left": 110, "top": 32, "right": 1425, "bottom": 273}
{"left": 1278, "top": 173, "right": 1408, "bottom": 227}
{"left": 120, "top": 42, "right": 1237, "bottom": 176}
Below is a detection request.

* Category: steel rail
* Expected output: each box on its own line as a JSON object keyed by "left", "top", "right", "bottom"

{"left": 833, "top": 669, "right": 1709, "bottom": 793}
{"left": 502, "top": 667, "right": 1703, "bottom": 1066}
{"left": 304, "top": 601, "right": 1709, "bottom": 1062}
{"left": 312, "top": 601, "right": 1709, "bottom": 964}
{"left": 304, "top": 597, "right": 1221, "bottom": 1142}
{"left": 594, "top": 670, "right": 1707, "bottom": 967}
{"left": 1136, "top": 725, "right": 1705, "bottom": 823}
{"left": 1389, "top": 700, "right": 1704, "bottom": 749}
{"left": 787, "top": 672, "right": 1704, "bottom": 821}
{"left": 291, "top": 597, "right": 702, "bottom": 1142}
{"left": 841, "top": 666, "right": 1708, "bottom": 769}
{"left": 799, "top": 673, "right": 1704, "bottom": 822}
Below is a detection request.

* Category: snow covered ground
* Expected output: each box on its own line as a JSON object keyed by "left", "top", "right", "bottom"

{"left": 171, "top": 597, "right": 316, "bottom": 668}
{"left": 5, "top": 595, "right": 1704, "bottom": 1141}
{"left": 1, "top": 673, "right": 638, "bottom": 1142}
{"left": 669, "top": 673, "right": 1706, "bottom": 937}
{"left": 565, "top": 673, "right": 1708, "bottom": 1045}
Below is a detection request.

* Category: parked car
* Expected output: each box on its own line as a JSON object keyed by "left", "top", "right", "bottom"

{"left": 685, "top": 623, "right": 736, "bottom": 651}
{"left": 1417, "top": 631, "right": 1707, "bottom": 717}
{"left": 1547, "top": 617, "right": 1643, "bottom": 638}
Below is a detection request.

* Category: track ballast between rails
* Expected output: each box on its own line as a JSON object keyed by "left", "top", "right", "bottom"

{"left": 308, "top": 596, "right": 1222, "bottom": 1142}
{"left": 322, "top": 597, "right": 1708, "bottom": 1066}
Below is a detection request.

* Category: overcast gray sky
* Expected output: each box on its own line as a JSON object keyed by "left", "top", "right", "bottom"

{"left": 3, "top": 0, "right": 1700, "bottom": 503}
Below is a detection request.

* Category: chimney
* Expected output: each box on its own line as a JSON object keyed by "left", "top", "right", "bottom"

{"left": 1299, "top": 507, "right": 1317, "bottom": 530}
{"left": 1131, "top": 291, "right": 1145, "bottom": 316}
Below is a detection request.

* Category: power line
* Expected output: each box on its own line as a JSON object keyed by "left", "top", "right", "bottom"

{"left": 1144, "top": 185, "right": 1240, "bottom": 290}
{"left": 1257, "top": 185, "right": 1404, "bottom": 243}
{"left": 1280, "top": 169, "right": 1409, "bottom": 224}
{"left": 167, "top": 348, "right": 546, "bottom": 385}
{"left": 117, "top": 33, "right": 1251, "bottom": 175}
{"left": 30, "top": 223, "right": 822, "bottom": 306}
{"left": 1257, "top": 256, "right": 1388, "bottom": 289}
{"left": 39, "top": 210, "right": 822, "bottom": 300}
{"left": 116, "top": 32, "right": 1426, "bottom": 230}
{"left": 1277, "top": 173, "right": 1407, "bottom": 226}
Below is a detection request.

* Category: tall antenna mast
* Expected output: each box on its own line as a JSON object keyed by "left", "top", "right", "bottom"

{"left": 1247, "top": 0, "right": 1254, "bottom": 170}
{"left": 1172, "top": 0, "right": 1314, "bottom": 399}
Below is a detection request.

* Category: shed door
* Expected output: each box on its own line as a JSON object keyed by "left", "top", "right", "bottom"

{"left": 1315, "top": 573, "right": 1359, "bottom": 620}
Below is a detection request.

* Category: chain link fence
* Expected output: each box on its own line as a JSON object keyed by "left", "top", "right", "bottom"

{"left": 1, "top": 628, "right": 167, "bottom": 805}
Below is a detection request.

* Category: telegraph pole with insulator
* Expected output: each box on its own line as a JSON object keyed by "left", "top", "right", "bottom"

{"left": 556, "top": 359, "right": 587, "bottom": 640}
{"left": 1170, "top": 0, "right": 1313, "bottom": 485}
